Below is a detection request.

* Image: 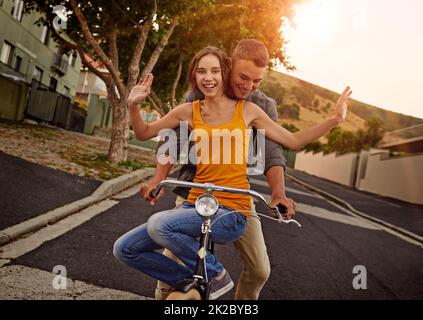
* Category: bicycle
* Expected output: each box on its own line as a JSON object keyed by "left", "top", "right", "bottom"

{"left": 149, "top": 179, "right": 302, "bottom": 300}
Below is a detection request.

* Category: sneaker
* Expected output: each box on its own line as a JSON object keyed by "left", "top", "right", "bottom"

{"left": 209, "top": 269, "right": 234, "bottom": 300}
{"left": 155, "top": 287, "right": 175, "bottom": 300}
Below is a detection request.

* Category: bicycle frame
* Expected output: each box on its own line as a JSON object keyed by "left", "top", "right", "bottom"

{"left": 151, "top": 179, "right": 301, "bottom": 300}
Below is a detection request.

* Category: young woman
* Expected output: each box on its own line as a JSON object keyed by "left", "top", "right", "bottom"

{"left": 113, "top": 46, "right": 352, "bottom": 300}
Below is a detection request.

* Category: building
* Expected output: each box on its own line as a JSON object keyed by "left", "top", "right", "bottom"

{"left": 75, "top": 55, "right": 160, "bottom": 135}
{"left": 75, "top": 55, "right": 108, "bottom": 110}
{"left": 378, "top": 136, "right": 423, "bottom": 154}
{"left": 0, "top": 0, "right": 81, "bottom": 100}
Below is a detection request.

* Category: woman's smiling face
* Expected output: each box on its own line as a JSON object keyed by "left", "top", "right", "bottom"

{"left": 195, "top": 54, "right": 224, "bottom": 98}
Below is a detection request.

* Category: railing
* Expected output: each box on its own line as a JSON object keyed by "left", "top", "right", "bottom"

{"left": 25, "top": 79, "right": 86, "bottom": 132}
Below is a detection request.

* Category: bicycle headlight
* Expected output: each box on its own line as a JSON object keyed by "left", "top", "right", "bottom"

{"left": 195, "top": 194, "right": 219, "bottom": 218}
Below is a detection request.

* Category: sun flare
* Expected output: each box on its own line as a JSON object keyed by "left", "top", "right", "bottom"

{"left": 284, "top": 0, "right": 342, "bottom": 47}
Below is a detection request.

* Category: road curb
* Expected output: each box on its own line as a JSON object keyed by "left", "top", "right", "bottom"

{"left": 286, "top": 173, "right": 423, "bottom": 245}
{"left": 0, "top": 167, "right": 155, "bottom": 247}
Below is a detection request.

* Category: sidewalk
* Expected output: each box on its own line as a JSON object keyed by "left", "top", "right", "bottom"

{"left": 286, "top": 168, "right": 423, "bottom": 237}
{"left": 0, "top": 265, "right": 150, "bottom": 300}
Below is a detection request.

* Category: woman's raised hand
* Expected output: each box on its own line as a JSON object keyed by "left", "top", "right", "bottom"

{"left": 128, "top": 73, "right": 154, "bottom": 107}
{"left": 334, "top": 86, "right": 352, "bottom": 123}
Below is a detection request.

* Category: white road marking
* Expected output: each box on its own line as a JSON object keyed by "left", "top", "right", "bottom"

{"left": 249, "top": 178, "right": 323, "bottom": 199}
{"left": 350, "top": 190, "right": 402, "bottom": 208}
{"left": 261, "top": 192, "right": 423, "bottom": 248}
{"left": 260, "top": 193, "right": 380, "bottom": 230}
{"left": 0, "top": 200, "right": 119, "bottom": 260}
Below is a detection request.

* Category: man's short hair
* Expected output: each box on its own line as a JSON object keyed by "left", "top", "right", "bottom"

{"left": 231, "top": 39, "right": 269, "bottom": 68}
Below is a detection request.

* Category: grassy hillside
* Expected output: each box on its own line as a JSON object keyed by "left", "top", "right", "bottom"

{"left": 262, "top": 70, "right": 423, "bottom": 142}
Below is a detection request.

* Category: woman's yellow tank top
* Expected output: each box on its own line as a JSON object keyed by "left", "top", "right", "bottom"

{"left": 187, "top": 100, "right": 252, "bottom": 217}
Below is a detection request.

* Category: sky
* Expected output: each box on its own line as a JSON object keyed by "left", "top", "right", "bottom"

{"left": 279, "top": 0, "right": 423, "bottom": 120}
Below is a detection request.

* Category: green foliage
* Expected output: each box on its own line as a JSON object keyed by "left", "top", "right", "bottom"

{"left": 282, "top": 123, "right": 299, "bottom": 132}
{"left": 290, "top": 85, "right": 315, "bottom": 108}
{"left": 260, "top": 81, "right": 285, "bottom": 105}
{"left": 118, "top": 159, "right": 145, "bottom": 171}
{"left": 152, "top": 0, "right": 304, "bottom": 105}
{"left": 278, "top": 103, "right": 300, "bottom": 120}
{"left": 304, "top": 140, "right": 326, "bottom": 153}
{"left": 323, "top": 102, "right": 331, "bottom": 113}
{"left": 266, "top": 70, "right": 423, "bottom": 136}
{"left": 348, "top": 101, "right": 423, "bottom": 132}
{"left": 25, "top": 0, "right": 303, "bottom": 110}
{"left": 353, "top": 117, "right": 385, "bottom": 150}
{"left": 302, "top": 117, "right": 386, "bottom": 154}
{"left": 326, "top": 127, "right": 356, "bottom": 154}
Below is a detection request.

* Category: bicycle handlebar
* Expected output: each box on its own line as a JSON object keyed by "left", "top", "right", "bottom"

{"left": 149, "top": 179, "right": 301, "bottom": 227}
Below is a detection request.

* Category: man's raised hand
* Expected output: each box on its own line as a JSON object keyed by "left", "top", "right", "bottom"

{"left": 334, "top": 86, "right": 352, "bottom": 123}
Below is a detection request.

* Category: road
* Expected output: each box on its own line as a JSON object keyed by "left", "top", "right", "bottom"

{"left": 3, "top": 166, "right": 422, "bottom": 300}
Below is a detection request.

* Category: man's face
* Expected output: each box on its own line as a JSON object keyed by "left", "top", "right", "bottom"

{"left": 229, "top": 59, "right": 266, "bottom": 99}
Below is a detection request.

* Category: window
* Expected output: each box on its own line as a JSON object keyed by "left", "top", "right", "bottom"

{"left": 0, "top": 42, "right": 14, "bottom": 65}
{"left": 68, "top": 52, "right": 77, "bottom": 67}
{"left": 11, "top": 0, "right": 24, "bottom": 21}
{"left": 63, "top": 86, "right": 70, "bottom": 97}
{"left": 49, "top": 77, "right": 58, "bottom": 91}
{"left": 32, "top": 67, "right": 43, "bottom": 82}
{"left": 40, "top": 25, "right": 50, "bottom": 45}
{"left": 13, "top": 55, "right": 22, "bottom": 72}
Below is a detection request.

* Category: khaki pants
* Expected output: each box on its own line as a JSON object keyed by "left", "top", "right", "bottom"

{"left": 155, "top": 196, "right": 270, "bottom": 300}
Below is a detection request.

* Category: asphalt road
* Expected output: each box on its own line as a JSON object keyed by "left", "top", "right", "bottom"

{"left": 0, "top": 151, "right": 101, "bottom": 230}
{"left": 286, "top": 168, "right": 423, "bottom": 236}
{"left": 13, "top": 173, "right": 423, "bottom": 299}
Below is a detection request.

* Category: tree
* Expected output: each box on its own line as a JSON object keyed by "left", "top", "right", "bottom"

{"left": 25, "top": 0, "right": 302, "bottom": 163}
{"left": 282, "top": 123, "right": 299, "bottom": 132}
{"left": 363, "top": 117, "right": 385, "bottom": 146}
{"left": 326, "top": 127, "right": 356, "bottom": 154}
{"left": 24, "top": 0, "right": 212, "bottom": 163}
{"left": 151, "top": 0, "right": 303, "bottom": 109}
{"left": 304, "top": 140, "right": 326, "bottom": 153}
{"left": 354, "top": 117, "right": 385, "bottom": 150}
{"left": 279, "top": 103, "right": 300, "bottom": 120}
{"left": 290, "top": 85, "right": 315, "bottom": 108}
{"left": 323, "top": 102, "right": 331, "bottom": 113}
{"left": 261, "top": 81, "right": 285, "bottom": 105}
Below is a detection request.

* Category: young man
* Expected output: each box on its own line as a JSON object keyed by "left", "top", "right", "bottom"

{"left": 142, "top": 39, "right": 296, "bottom": 300}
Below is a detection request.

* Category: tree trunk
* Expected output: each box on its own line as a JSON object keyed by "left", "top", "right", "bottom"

{"left": 105, "top": 78, "right": 129, "bottom": 164}
{"left": 171, "top": 54, "right": 183, "bottom": 108}
{"left": 108, "top": 98, "right": 130, "bottom": 164}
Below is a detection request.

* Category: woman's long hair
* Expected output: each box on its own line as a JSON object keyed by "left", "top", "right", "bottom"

{"left": 187, "top": 46, "right": 232, "bottom": 98}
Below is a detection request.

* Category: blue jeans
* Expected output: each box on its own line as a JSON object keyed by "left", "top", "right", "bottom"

{"left": 113, "top": 204, "right": 247, "bottom": 286}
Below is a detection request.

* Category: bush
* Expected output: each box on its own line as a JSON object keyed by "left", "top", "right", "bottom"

{"left": 290, "top": 84, "right": 316, "bottom": 108}
{"left": 261, "top": 81, "right": 285, "bottom": 105}
{"left": 282, "top": 123, "right": 299, "bottom": 132}
{"left": 323, "top": 102, "right": 331, "bottom": 113}
{"left": 279, "top": 103, "right": 300, "bottom": 120}
{"left": 300, "top": 118, "right": 385, "bottom": 155}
